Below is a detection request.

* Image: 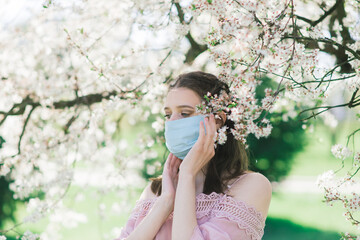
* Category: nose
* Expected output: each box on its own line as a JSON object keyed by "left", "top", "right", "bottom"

{"left": 169, "top": 113, "right": 181, "bottom": 121}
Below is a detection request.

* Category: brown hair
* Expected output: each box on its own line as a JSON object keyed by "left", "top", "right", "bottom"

{"left": 150, "top": 71, "right": 249, "bottom": 196}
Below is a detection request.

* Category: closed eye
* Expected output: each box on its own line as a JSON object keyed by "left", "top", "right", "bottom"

{"left": 164, "top": 111, "right": 193, "bottom": 120}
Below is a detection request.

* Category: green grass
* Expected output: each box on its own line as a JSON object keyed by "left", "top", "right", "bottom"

{"left": 264, "top": 217, "right": 341, "bottom": 240}
{"left": 268, "top": 192, "right": 357, "bottom": 235}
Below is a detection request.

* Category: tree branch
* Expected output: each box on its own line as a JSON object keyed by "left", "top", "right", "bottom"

{"left": 295, "top": 0, "right": 343, "bottom": 26}
{"left": 63, "top": 113, "right": 79, "bottom": 134}
{"left": 294, "top": 0, "right": 356, "bottom": 73}
{"left": 53, "top": 91, "right": 118, "bottom": 109}
{"left": 283, "top": 36, "right": 360, "bottom": 60}
{"left": 15, "top": 106, "right": 37, "bottom": 156}
{"left": 0, "top": 90, "right": 132, "bottom": 125}
{"left": 174, "top": 2, "right": 186, "bottom": 24}
{"left": 349, "top": 88, "right": 359, "bottom": 108}
{"left": 299, "top": 90, "right": 360, "bottom": 121}
{"left": 174, "top": 2, "right": 207, "bottom": 63}
{"left": 0, "top": 96, "right": 40, "bottom": 125}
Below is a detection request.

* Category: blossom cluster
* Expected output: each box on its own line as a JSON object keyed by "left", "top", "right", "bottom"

{"left": 317, "top": 152, "right": 360, "bottom": 239}
{"left": 354, "top": 152, "right": 360, "bottom": 168}
{"left": 341, "top": 232, "right": 360, "bottom": 240}
{"left": 331, "top": 144, "right": 353, "bottom": 161}
{"left": 196, "top": 90, "right": 273, "bottom": 146}
{"left": 21, "top": 231, "right": 39, "bottom": 240}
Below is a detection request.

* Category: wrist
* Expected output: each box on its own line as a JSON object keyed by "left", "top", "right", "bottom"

{"left": 178, "top": 170, "right": 196, "bottom": 183}
{"left": 179, "top": 165, "right": 196, "bottom": 178}
{"left": 158, "top": 194, "right": 174, "bottom": 211}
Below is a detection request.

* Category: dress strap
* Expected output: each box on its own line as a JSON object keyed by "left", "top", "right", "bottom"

{"left": 224, "top": 173, "right": 247, "bottom": 194}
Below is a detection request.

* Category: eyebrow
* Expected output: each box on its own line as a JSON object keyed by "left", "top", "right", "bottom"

{"left": 164, "top": 105, "right": 195, "bottom": 110}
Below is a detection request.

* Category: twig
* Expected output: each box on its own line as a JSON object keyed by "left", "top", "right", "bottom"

{"left": 283, "top": 36, "right": 360, "bottom": 60}
{"left": 299, "top": 100, "right": 359, "bottom": 121}
{"left": 13, "top": 106, "right": 37, "bottom": 156}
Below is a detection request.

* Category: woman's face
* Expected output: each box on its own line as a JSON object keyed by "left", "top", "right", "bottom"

{"left": 164, "top": 87, "right": 201, "bottom": 122}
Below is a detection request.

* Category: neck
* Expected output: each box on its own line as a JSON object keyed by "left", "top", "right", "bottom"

{"left": 194, "top": 166, "right": 207, "bottom": 195}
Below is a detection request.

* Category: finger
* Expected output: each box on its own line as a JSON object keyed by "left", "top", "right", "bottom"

{"left": 198, "top": 120, "right": 205, "bottom": 141}
{"left": 172, "top": 163, "right": 180, "bottom": 176}
{"left": 170, "top": 156, "right": 177, "bottom": 175}
{"left": 166, "top": 153, "right": 174, "bottom": 170}
{"left": 169, "top": 153, "right": 177, "bottom": 171}
{"left": 208, "top": 114, "right": 216, "bottom": 134}
{"left": 174, "top": 157, "right": 182, "bottom": 173}
{"left": 169, "top": 155, "right": 181, "bottom": 175}
{"left": 204, "top": 120, "right": 217, "bottom": 157}
{"left": 210, "top": 114, "right": 217, "bottom": 143}
{"left": 204, "top": 115, "right": 216, "bottom": 145}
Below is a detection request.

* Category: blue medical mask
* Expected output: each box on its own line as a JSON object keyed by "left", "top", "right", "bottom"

{"left": 164, "top": 115, "right": 206, "bottom": 160}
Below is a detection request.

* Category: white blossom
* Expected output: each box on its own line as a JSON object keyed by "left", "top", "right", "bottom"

{"left": 331, "top": 144, "right": 353, "bottom": 160}
{"left": 354, "top": 152, "right": 360, "bottom": 168}
{"left": 21, "top": 231, "right": 39, "bottom": 240}
{"left": 216, "top": 126, "right": 228, "bottom": 145}
{"left": 316, "top": 170, "right": 336, "bottom": 188}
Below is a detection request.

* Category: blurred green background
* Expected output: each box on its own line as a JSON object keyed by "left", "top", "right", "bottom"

{"left": 2, "top": 118, "right": 359, "bottom": 240}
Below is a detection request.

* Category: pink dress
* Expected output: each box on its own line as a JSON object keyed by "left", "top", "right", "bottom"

{"left": 116, "top": 176, "right": 265, "bottom": 240}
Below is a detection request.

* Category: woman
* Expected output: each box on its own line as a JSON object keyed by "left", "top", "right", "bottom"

{"left": 117, "top": 71, "right": 272, "bottom": 240}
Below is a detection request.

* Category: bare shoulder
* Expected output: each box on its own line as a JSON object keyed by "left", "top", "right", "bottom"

{"left": 227, "top": 171, "right": 272, "bottom": 218}
{"left": 138, "top": 182, "right": 158, "bottom": 201}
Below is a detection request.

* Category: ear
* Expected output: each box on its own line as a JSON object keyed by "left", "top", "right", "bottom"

{"left": 215, "top": 111, "right": 226, "bottom": 130}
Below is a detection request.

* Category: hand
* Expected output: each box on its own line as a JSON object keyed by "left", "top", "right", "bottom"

{"left": 179, "top": 114, "right": 217, "bottom": 177}
{"left": 161, "top": 153, "right": 182, "bottom": 201}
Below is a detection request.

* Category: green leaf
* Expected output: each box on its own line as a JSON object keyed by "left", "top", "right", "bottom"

{"left": 231, "top": 61, "right": 237, "bottom": 70}
{"left": 207, "top": 0, "right": 212, "bottom": 3}
{"left": 0, "top": 136, "right": 5, "bottom": 149}
{"left": 228, "top": 103, "right": 238, "bottom": 108}
{"left": 136, "top": 91, "right": 143, "bottom": 97}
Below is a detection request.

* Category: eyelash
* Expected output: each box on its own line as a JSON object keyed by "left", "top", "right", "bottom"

{"left": 164, "top": 113, "right": 191, "bottom": 119}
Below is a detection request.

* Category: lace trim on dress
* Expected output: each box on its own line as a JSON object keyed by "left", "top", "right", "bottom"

{"left": 129, "top": 192, "right": 265, "bottom": 240}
